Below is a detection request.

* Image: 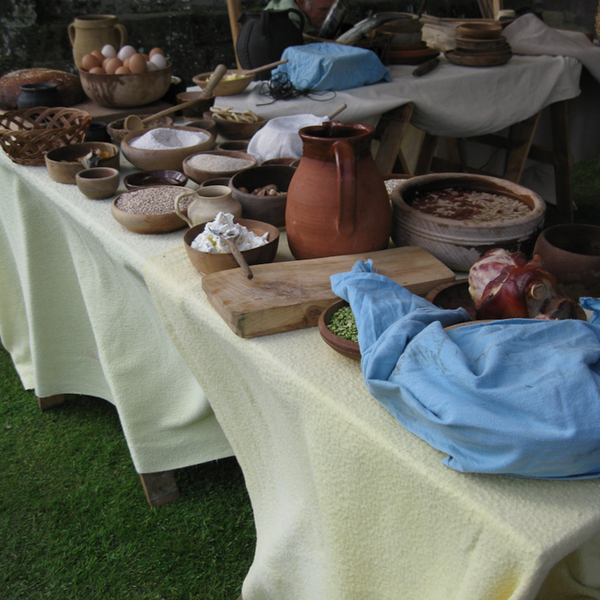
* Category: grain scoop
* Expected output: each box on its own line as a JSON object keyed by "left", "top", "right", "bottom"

{"left": 123, "top": 64, "right": 228, "bottom": 131}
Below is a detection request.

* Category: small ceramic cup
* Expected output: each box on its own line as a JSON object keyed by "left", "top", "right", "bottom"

{"left": 76, "top": 167, "right": 120, "bottom": 200}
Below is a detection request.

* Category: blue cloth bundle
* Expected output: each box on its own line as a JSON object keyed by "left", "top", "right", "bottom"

{"left": 331, "top": 260, "right": 600, "bottom": 479}
{"left": 272, "top": 42, "right": 391, "bottom": 91}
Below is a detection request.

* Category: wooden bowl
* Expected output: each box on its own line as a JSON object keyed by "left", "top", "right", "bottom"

{"left": 229, "top": 165, "right": 296, "bottom": 228}
{"left": 533, "top": 224, "right": 600, "bottom": 300}
{"left": 183, "top": 218, "right": 280, "bottom": 275}
{"left": 186, "top": 118, "right": 217, "bottom": 137}
{"left": 107, "top": 115, "right": 173, "bottom": 145}
{"left": 192, "top": 70, "right": 254, "bottom": 96}
{"left": 318, "top": 299, "right": 361, "bottom": 361}
{"left": 175, "top": 91, "right": 215, "bottom": 118}
{"left": 120, "top": 126, "right": 215, "bottom": 172}
{"left": 45, "top": 141, "right": 120, "bottom": 184}
{"left": 76, "top": 167, "right": 120, "bottom": 200}
{"left": 217, "top": 140, "right": 250, "bottom": 152}
{"left": 210, "top": 113, "right": 267, "bottom": 140}
{"left": 110, "top": 186, "right": 190, "bottom": 234}
{"left": 78, "top": 64, "right": 173, "bottom": 108}
{"left": 260, "top": 157, "right": 300, "bottom": 167}
{"left": 425, "top": 280, "right": 476, "bottom": 319}
{"left": 182, "top": 149, "right": 257, "bottom": 185}
{"left": 198, "top": 177, "right": 231, "bottom": 188}
{"left": 457, "top": 22, "right": 503, "bottom": 39}
{"left": 123, "top": 169, "right": 188, "bottom": 191}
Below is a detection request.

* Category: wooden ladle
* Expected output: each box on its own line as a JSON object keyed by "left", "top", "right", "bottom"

{"left": 123, "top": 64, "right": 228, "bottom": 131}
{"left": 240, "top": 59, "right": 288, "bottom": 76}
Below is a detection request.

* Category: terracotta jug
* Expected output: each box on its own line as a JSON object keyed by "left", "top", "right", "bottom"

{"left": 174, "top": 186, "right": 242, "bottom": 228}
{"left": 69, "top": 15, "right": 127, "bottom": 69}
{"left": 286, "top": 122, "right": 392, "bottom": 260}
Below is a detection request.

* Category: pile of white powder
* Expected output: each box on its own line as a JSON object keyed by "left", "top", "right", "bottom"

{"left": 129, "top": 127, "right": 210, "bottom": 150}
{"left": 191, "top": 212, "right": 269, "bottom": 254}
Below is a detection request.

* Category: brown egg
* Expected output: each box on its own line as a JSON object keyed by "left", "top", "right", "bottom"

{"left": 81, "top": 53, "right": 101, "bottom": 71}
{"left": 91, "top": 50, "right": 105, "bottom": 62}
{"left": 128, "top": 54, "right": 147, "bottom": 74}
{"left": 104, "top": 57, "right": 123, "bottom": 75}
{"left": 149, "top": 47, "right": 165, "bottom": 58}
{"left": 115, "top": 66, "right": 131, "bottom": 75}
{"left": 123, "top": 57, "right": 130, "bottom": 69}
{"left": 89, "top": 66, "right": 106, "bottom": 74}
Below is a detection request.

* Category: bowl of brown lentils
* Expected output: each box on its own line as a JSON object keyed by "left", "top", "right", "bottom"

{"left": 318, "top": 299, "right": 361, "bottom": 361}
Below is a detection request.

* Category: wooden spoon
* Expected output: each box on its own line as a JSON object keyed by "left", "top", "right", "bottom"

{"left": 241, "top": 59, "right": 288, "bottom": 76}
{"left": 206, "top": 223, "right": 254, "bottom": 280}
{"left": 123, "top": 64, "right": 228, "bottom": 131}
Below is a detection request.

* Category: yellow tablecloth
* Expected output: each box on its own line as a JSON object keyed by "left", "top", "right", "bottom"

{"left": 144, "top": 246, "right": 600, "bottom": 600}
{"left": 0, "top": 152, "right": 232, "bottom": 473}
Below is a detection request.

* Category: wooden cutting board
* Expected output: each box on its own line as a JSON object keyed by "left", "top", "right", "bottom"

{"left": 202, "top": 246, "right": 455, "bottom": 338}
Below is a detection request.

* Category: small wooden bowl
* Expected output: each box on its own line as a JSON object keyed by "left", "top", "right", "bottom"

{"left": 192, "top": 70, "right": 255, "bottom": 96}
{"left": 425, "top": 280, "right": 476, "bottom": 319}
{"left": 176, "top": 91, "right": 216, "bottom": 118}
{"left": 206, "top": 111, "right": 267, "bottom": 140}
{"left": 457, "top": 22, "right": 503, "bottom": 39}
{"left": 217, "top": 140, "right": 250, "bottom": 152}
{"left": 183, "top": 218, "right": 280, "bottom": 275}
{"left": 76, "top": 167, "right": 120, "bottom": 200}
{"left": 120, "top": 126, "right": 215, "bottom": 172}
{"left": 260, "top": 157, "right": 300, "bottom": 167}
{"left": 45, "top": 142, "right": 120, "bottom": 184}
{"left": 107, "top": 115, "right": 173, "bottom": 145}
{"left": 123, "top": 169, "right": 188, "bottom": 191}
{"left": 186, "top": 118, "right": 217, "bottom": 137}
{"left": 182, "top": 149, "right": 257, "bottom": 185}
{"left": 318, "top": 299, "right": 361, "bottom": 361}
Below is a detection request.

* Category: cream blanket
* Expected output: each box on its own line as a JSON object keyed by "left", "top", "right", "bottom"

{"left": 0, "top": 152, "right": 232, "bottom": 474}
{"left": 145, "top": 245, "right": 600, "bottom": 600}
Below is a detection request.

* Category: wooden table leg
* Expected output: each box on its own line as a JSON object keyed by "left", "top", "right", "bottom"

{"left": 414, "top": 132, "right": 439, "bottom": 175}
{"left": 374, "top": 102, "right": 415, "bottom": 174}
{"left": 37, "top": 394, "right": 65, "bottom": 410}
{"left": 139, "top": 471, "right": 180, "bottom": 507}
{"left": 549, "top": 100, "right": 574, "bottom": 224}
{"left": 502, "top": 111, "right": 541, "bottom": 183}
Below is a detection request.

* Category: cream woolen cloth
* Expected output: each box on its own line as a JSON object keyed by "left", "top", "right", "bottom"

{"left": 144, "top": 244, "right": 600, "bottom": 600}
{"left": 0, "top": 152, "right": 232, "bottom": 473}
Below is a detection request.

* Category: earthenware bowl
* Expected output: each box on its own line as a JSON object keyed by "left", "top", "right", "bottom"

{"left": 425, "top": 280, "right": 476, "bottom": 319}
{"left": 193, "top": 70, "right": 254, "bottom": 96}
{"left": 175, "top": 91, "right": 216, "bottom": 118}
{"left": 182, "top": 149, "right": 257, "bottom": 185}
{"left": 120, "top": 126, "right": 215, "bottom": 171}
{"left": 533, "top": 224, "right": 600, "bottom": 300}
{"left": 183, "top": 218, "right": 280, "bottom": 275}
{"left": 260, "top": 157, "right": 300, "bottom": 167}
{"left": 186, "top": 118, "right": 217, "bottom": 137}
{"left": 457, "top": 22, "right": 503, "bottom": 39}
{"left": 318, "top": 299, "right": 361, "bottom": 361}
{"left": 198, "top": 177, "right": 231, "bottom": 188}
{"left": 229, "top": 165, "right": 295, "bottom": 228}
{"left": 76, "top": 167, "right": 120, "bottom": 199}
{"left": 217, "top": 140, "right": 250, "bottom": 152}
{"left": 107, "top": 115, "right": 173, "bottom": 145}
{"left": 45, "top": 141, "right": 120, "bottom": 184}
{"left": 123, "top": 169, "right": 188, "bottom": 191}
{"left": 207, "top": 111, "right": 267, "bottom": 140}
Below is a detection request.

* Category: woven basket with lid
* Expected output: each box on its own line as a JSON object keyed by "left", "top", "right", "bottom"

{"left": 0, "top": 107, "right": 91, "bottom": 166}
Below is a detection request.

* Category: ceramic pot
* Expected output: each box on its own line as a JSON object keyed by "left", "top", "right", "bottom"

{"left": 69, "top": 14, "right": 127, "bottom": 69}
{"left": 84, "top": 121, "right": 111, "bottom": 143}
{"left": 17, "top": 82, "right": 62, "bottom": 109}
{"left": 285, "top": 122, "right": 392, "bottom": 260}
{"left": 174, "top": 185, "right": 242, "bottom": 228}
{"left": 533, "top": 224, "right": 600, "bottom": 300}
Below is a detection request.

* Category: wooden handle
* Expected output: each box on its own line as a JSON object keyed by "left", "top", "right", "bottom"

{"left": 327, "top": 103, "right": 347, "bottom": 120}
{"left": 223, "top": 238, "right": 254, "bottom": 279}
{"left": 243, "top": 59, "right": 288, "bottom": 76}
{"left": 201, "top": 64, "right": 228, "bottom": 97}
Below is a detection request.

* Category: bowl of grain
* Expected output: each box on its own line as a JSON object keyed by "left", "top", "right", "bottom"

{"left": 318, "top": 299, "right": 361, "bottom": 361}
{"left": 111, "top": 185, "right": 193, "bottom": 234}
{"left": 120, "top": 126, "right": 215, "bottom": 172}
{"left": 390, "top": 173, "right": 546, "bottom": 271}
{"left": 182, "top": 149, "right": 257, "bottom": 185}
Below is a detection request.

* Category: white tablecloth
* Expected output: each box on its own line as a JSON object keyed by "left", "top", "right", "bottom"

{"left": 0, "top": 152, "right": 232, "bottom": 473}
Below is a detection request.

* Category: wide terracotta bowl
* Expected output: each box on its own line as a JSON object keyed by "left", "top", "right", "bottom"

{"left": 123, "top": 169, "right": 188, "bottom": 191}
{"left": 318, "top": 299, "right": 361, "bottom": 361}
{"left": 425, "top": 280, "right": 476, "bottom": 320}
{"left": 182, "top": 149, "right": 257, "bottom": 185}
{"left": 229, "top": 165, "right": 296, "bottom": 228}
{"left": 76, "top": 167, "right": 120, "bottom": 200}
{"left": 391, "top": 173, "right": 546, "bottom": 271}
{"left": 183, "top": 218, "right": 280, "bottom": 275}
{"left": 79, "top": 64, "right": 172, "bottom": 108}
{"left": 533, "top": 224, "right": 600, "bottom": 300}
{"left": 121, "top": 126, "right": 215, "bottom": 172}
{"left": 107, "top": 115, "right": 173, "bottom": 145}
{"left": 45, "top": 141, "right": 120, "bottom": 184}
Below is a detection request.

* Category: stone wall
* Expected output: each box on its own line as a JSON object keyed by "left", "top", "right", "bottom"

{"left": 1, "top": 1, "right": 597, "bottom": 85}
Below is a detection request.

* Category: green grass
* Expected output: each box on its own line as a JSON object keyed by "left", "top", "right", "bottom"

{"left": 1, "top": 158, "right": 599, "bottom": 599}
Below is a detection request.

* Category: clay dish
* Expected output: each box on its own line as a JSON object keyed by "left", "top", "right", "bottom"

{"left": 186, "top": 118, "right": 217, "bottom": 137}
{"left": 45, "top": 141, "right": 120, "bottom": 184}
{"left": 107, "top": 115, "right": 173, "bottom": 145}
{"left": 199, "top": 177, "right": 231, "bottom": 188}
{"left": 182, "top": 149, "right": 257, "bottom": 185}
{"left": 120, "top": 126, "right": 215, "bottom": 172}
{"left": 457, "top": 22, "right": 503, "bottom": 39}
{"left": 260, "top": 157, "right": 300, "bottom": 167}
{"left": 318, "top": 299, "right": 361, "bottom": 361}
{"left": 217, "top": 139, "right": 250, "bottom": 152}
{"left": 123, "top": 169, "right": 188, "bottom": 191}
{"left": 425, "top": 280, "right": 476, "bottom": 320}
{"left": 229, "top": 165, "right": 296, "bottom": 228}
{"left": 78, "top": 64, "right": 173, "bottom": 108}
{"left": 192, "top": 70, "right": 254, "bottom": 96}
{"left": 183, "top": 218, "right": 280, "bottom": 275}
{"left": 533, "top": 224, "right": 600, "bottom": 300}
{"left": 76, "top": 167, "right": 120, "bottom": 200}
{"left": 175, "top": 91, "right": 216, "bottom": 118}
{"left": 207, "top": 111, "right": 267, "bottom": 140}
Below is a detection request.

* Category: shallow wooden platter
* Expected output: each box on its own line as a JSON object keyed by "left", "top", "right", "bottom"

{"left": 445, "top": 49, "right": 512, "bottom": 67}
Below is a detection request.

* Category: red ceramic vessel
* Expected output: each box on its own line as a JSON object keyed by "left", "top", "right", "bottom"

{"left": 285, "top": 122, "right": 392, "bottom": 260}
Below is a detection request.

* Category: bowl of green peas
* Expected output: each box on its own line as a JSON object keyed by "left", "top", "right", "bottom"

{"left": 318, "top": 299, "right": 361, "bottom": 361}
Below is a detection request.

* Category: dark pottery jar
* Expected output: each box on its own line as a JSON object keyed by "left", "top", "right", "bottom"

{"left": 84, "top": 121, "right": 111, "bottom": 143}
{"left": 17, "top": 82, "right": 62, "bottom": 109}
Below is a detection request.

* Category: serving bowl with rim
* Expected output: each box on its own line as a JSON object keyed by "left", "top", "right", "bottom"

{"left": 182, "top": 149, "right": 257, "bottom": 185}
{"left": 45, "top": 141, "right": 120, "bottom": 184}
{"left": 76, "top": 167, "right": 120, "bottom": 200}
{"left": 193, "top": 70, "right": 254, "bottom": 96}
{"left": 120, "top": 126, "right": 215, "bottom": 172}
{"left": 123, "top": 169, "right": 188, "bottom": 191}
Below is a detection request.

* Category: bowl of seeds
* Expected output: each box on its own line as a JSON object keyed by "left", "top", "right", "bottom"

{"left": 318, "top": 299, "right": 361, "bottom": 361}
{"left": 182, "top": 149, "right": 257, "bottom": 185}
{"left": 110, "top": 185, "right": 193, "bottom": 234}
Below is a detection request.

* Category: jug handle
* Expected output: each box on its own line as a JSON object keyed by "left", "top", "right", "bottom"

{"left": 174, "top": 190, "right": 195, "bottom": 228}
{"left": 333, "top": 140, "right": 356, "bottom": 236}
{"left": 114, "top": 24, "right": 128, "bottom": 48}
{"left": 68, "top": 22, "right": 76, "bottom": 45}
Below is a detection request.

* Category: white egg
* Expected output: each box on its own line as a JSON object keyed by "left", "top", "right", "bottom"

{"left": 101, "top": 44, "right": 116, "bottom": 58}
{"left": 117, "top": 45, "right": 137, "bottom": 61}
{"left": 146, "top": 61, "right": 158, "bottom": 71}
{"left": 149, "top": 53, "right": 168, "bottom": 69}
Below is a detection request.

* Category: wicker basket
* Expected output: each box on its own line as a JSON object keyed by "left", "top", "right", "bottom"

{"left": 0, "top": 107, "right": 91, "bottom": 166}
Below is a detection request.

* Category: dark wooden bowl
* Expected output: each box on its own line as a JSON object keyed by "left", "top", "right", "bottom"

{"left": 124, "top": 169, "right": 188, "bottom": 191}
{"left": 425, "top": 280, "right": 476, "bottom": 319}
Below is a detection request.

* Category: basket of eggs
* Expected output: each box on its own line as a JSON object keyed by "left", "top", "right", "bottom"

{"left": 78, "top": 44, "right": 172, "bottom": 108}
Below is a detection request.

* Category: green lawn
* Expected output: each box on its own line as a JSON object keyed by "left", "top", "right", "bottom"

{"left": 1, "top": 157, "right": 599, "bottom": 599}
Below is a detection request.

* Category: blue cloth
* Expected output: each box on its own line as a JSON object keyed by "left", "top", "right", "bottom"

{"left": 272, "top": 42, "right": 391, "bottom": 91}
{"left": 331, "top": 260, "right": 600, "bottom": 479}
